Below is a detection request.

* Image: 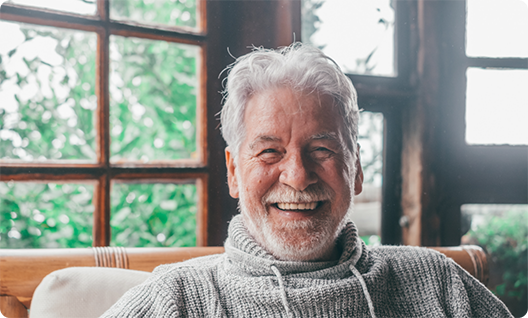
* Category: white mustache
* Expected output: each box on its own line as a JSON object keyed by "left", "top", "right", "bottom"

{"left": 261, "top": 183, "right": 334, "bottom": 205}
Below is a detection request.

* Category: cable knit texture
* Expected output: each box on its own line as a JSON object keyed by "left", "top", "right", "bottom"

{"left": 101, "top": 215, "right": 513, "bottom": 318}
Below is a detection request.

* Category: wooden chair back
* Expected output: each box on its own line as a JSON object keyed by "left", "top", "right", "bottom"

{"left": 0, "top": 245, "right": 488, "bottom": 318}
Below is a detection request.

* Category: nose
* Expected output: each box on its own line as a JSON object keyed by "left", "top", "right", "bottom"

{"left": 279, "top": 152, "right": 317, "bottom": 191}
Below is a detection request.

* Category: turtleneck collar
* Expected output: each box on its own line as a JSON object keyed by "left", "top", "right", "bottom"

{"left": 224, "top": 214, "right": 367, "bottom": 277}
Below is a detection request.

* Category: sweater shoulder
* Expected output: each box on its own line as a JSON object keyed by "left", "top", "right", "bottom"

{"left": 370, "top": 245, "right": 447, "bottom": 261}
{"left": 100, "top": 254, "right": 225, "bottom": 317}
{"left": 151, "top": 253, "right": 225, "bottom": 277}
{"left": 367, "top": 245, "right": 452, "bottom": 274}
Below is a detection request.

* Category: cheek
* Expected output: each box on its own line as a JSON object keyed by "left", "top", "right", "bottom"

{"left": 242, "top": 165, "right": 280, "bottom": 197}
{"left": 319, "top": 162, "right": 353, "bottom": 193}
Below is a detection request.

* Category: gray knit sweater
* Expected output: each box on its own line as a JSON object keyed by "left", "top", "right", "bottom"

{"left": 101, "top": 215, "right": 513, "bottom": 317}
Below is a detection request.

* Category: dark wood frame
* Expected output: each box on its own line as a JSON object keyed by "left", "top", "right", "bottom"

{"left": 348, "top": 0, "right": 416, "bottom": 245}
{"left": 0, "top": 0, "right": 211, "bottom": 247}
{"left": 427, "top": 0, "right": 528, "bottom": 246}
{"left": 396, "top": 0, "right": 528, "bottom": 246}
{"left": 297, "top": 0, "right": 528, "bottom": 246}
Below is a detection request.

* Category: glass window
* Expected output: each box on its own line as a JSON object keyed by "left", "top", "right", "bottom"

{"left": 110, "top": 182, "right": 197, "bottom": 247}
{"left": 465, "top": 68, "right": 528, "bottom": 145}
{"left": 5, "top": 0, "right": 97, "bottom": 15}
{"left": 302, "top": 0, "right": 395, "bottom": 76}
{"left": 355, "top": 111, "right": 384, "bottom": 246}
{"left": 461, "top": 204, "right": 528, "bottom": 317}
{"left": 109, "top": 36, "right": 199, "bottom": 163}
{"left": 110, "top": 0, "right": 199, "bottom": 30}
{"left": 0, "top": 21, "right": 97, "bottom": 162}
{"left": 1, "top": 0, "right": 206, "bottom": 248}
{"left": 0, "top": 181, "right": 94, "bottom": 248}
{"left": 466, "top": 0, "right": 528, "bottom": 58}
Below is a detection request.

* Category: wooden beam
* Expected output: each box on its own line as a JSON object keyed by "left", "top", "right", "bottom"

{"left": 400, "top": 0, "right": 445, "bottom": 246}
{"left": 0, "top": 295, "right": 28, "bottom": 318}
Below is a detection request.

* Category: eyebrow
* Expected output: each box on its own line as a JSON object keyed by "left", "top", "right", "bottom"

{"left": 248, "top": 135, "right": 281, "bottom": 150}
{"left": 248, "top": 132, "right": 340, "bottom": 150}
{"left": 310, "top": 132, "right": 339, "bottom": 141}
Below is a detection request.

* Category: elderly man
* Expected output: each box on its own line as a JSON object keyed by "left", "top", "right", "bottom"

{"left": 102, "top": 44, "right": 512, "bottom": 317}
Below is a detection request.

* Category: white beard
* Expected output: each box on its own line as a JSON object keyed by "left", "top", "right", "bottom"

{"left": 237, "top": 180, "right": 354, "bottom": 261}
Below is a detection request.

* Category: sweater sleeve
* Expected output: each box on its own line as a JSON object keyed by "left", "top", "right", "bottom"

{"left": 99, "top": 266, "right": 180, "bottom": 318}
{"left": 444, "top": 259, "right": 513, "bottom": 318}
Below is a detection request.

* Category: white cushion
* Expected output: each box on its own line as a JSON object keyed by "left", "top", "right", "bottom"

{"left": 30, "top": 267, "right": 150, "bottom": 318}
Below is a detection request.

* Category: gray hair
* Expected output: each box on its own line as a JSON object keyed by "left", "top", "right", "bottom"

{"left": 220, "top": 43, "right": 359, "bottom": 162}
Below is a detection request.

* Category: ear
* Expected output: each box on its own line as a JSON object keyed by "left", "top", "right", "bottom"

{"left": 225, "top": 147, "right": 239, "bottom": 198}
{"left": 354, "top": 148, "right": 364, "bottom": 196}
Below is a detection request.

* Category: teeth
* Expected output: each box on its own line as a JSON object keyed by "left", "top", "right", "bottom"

{"left": 277, "top": 202, "right": 318, "bottom": 210}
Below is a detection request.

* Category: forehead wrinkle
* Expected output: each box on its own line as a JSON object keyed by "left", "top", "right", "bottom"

{"left": 248, "top": 135, "right": 281, "bottom": 150}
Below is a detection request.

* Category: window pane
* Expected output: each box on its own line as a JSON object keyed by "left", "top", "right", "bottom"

{"left": 465, "top": 68, "right": 528, "bottom": 145}
{"left": 110, "top": 182, "right": 197, "bottom": 247}
{"left": 466, "top": 0, "right": 528, "bottom": 58}
{"left": 355, "top": 111, "right": 384, "bottom": 246}
{"left": 302, "top": 0, "right": 395, "bottom": 76}
{"left": 461, "top": 204, "right": 528, "bottom": 317}
{"left": 4, "top": 0, "right": 96, "bottom": 15}
{"left": 0, "top": 21, "right": 97, "bottom": 161}
{"left": 110, "top": 0, "right": 198, "bottom": 30}
{"left": 0, "top": 181, "right": 94, "bottom": 248}
{"left": 109, "top": 36, "right": 199, "bottom": 163}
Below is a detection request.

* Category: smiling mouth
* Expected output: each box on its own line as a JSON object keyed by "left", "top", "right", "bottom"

{"left": 275, "top": 202, "right": 322, "bottom": 211}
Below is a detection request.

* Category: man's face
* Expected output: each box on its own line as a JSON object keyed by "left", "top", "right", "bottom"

{"left": 226, "top": 87, "right": 363, "bottom": 261}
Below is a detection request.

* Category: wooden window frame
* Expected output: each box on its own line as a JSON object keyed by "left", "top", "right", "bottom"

{"left": 328, "top": 1, "right": 416, "bottom": 245}
{"left": 432, "top": 0, "right": 528, "bottom": 245}
{"left": 0, "top": 0, "right": 211, "bottom": 247}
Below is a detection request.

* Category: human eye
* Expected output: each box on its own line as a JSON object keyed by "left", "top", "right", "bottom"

{"left": 310, "top": 146, "right": 335, "bottom": 161}
{"left": 257, "top": 148, "right": 282, "bottom": 163}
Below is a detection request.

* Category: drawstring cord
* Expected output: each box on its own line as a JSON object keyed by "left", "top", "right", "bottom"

{"left": 349, "top": 265, "right": 377, "bottom": 318}
{"left": 271, "top": 265, "right": 294, "bottom": 318}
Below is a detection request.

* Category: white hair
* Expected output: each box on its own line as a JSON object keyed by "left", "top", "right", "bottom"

{"left": 220, "top": 43, "right": 359, "bottom": 162}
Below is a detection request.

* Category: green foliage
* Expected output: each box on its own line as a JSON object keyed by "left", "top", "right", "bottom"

{"left": 1, "top": 19, "right": 199, "bottom": 248}
{"left": 109, "top": 36, "right": 198, "bottom": 162}
{"left": 110, "top": 183, "right": 197, "bottom": 247}
{"left": 110, "top": 0, "right": 197, "bottom": 29}
{"left": 467, "top": 210, "right": 528, "bottom": 302}
{"left": 301, "top": 0, "right": 325, "bottom": 48}
{"left": 0, "top": 24, "right": 97, "bottom": 161}
{"left": 361, "top": 235, "right": 381, "bottom": 247}
{"left": 301, "top": 0, "right": 395, "bottom": 75}
{"left": 0, "top": 182, "right": 94, "bottom": 248}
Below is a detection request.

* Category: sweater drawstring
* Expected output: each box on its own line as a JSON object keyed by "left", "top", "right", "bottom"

{"left": 349, "top": 265, "right": 377, "bottom": 318}
{"left": 271, "top": 265, "right": 293, "bottom": 318}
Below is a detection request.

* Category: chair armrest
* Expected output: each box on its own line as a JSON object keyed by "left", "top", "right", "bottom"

{"left": 0, "top": 246, "right": 224, "bottom": 316}
{"left": 429, "top": 245, "right": 489, "bottom": 286}
{"left": 0, "top": 296, "right": 28, "bottom": 318}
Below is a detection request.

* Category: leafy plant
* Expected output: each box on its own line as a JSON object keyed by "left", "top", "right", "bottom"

{"left": 110, "top": 0, "right": 197, "bottom": 29}
{"left": 0, "top": 182, "right": 94, "bottom": 248}
{"left": 0, "top": 24, "right": 97, "bottom": 161}
{"left": 109, "top": 36, "right": 198, "bottom": 162}
{"left": 110, "top": 183, "right": 197, "bottom": 248}
{"left": 466, "top": 209, "right": 528, "bottom": 315}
